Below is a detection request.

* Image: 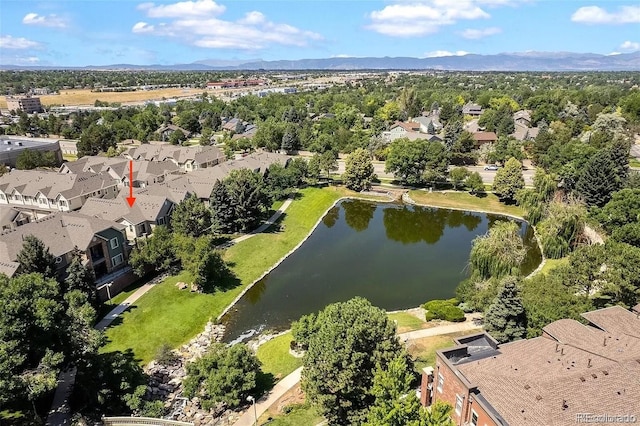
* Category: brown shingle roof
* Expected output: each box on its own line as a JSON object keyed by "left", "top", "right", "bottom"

{"left": 79, "top": 194, "right": 171, "bottom": 225}
{"left": 472, "top": 131, "right": 498, "bottom": 142}
{"left": 448, "top": 314, "right": 640, "bottom": 426}
{"left": 581, "top": 306, "right": 640, "bottom": 339}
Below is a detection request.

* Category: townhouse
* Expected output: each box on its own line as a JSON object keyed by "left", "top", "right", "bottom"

{"left": 122, "top": 144, "right": 226, "bottom": 172}
{"left": 422, "top": 306, "right": 640, "bottom": 426}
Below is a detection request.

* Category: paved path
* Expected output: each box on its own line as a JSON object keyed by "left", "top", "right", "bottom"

{"left": 46, "top": 198, "right": 295, "bottom": 425}
{"left": 231, "top": 314, "right": 484, "bottom": 426}
{"left": 233, "top": 367, "right": 303, "bottom": 426}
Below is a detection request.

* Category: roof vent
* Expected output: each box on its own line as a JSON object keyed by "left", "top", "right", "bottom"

{"left": 580, "top": 377, "right": 586, "bottom": 382}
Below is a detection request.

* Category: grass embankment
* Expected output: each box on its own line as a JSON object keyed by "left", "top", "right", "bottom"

{"left": 408, "top": 190, "right": 525, "bottom": 218}
{"left": 539, "top": 257, "right": 569, "bottom": 275}
{"left": 256, "top": 333, "right": 302, "bottom": 381}
{"left": 258, "top": 404, "right": 323, "bottom": 426}
{"left": 408, "top": 330, "right": 479, "bottom": 372}
{"left": 103, "top": 186, "right": 381, "bottom": 364}
{"left": 388, "top": 311, "right": 427, "bottom": 333}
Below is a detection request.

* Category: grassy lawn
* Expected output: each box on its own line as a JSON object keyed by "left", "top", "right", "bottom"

{"left": 102, "top": 186, "right": 382, "bottom": 364}
{"left": 630, "top": 158, "right": 640, "bottom": 168}
{"left": 388, "top": 312, "right": 426, "bottom": 333}
{"left": 408, "top": 190, "right": 525, "bottom": 218}
{"left": 258, "top": 403, "right": 323, "bottom": 426}
{"left": 539, "top": 257, "right": 569, "bottom": 275}
{"left": 407, "top": 330, "right": 480, "bottom": 372}
{"left": 256, "top": 333, "right": 302, "bottom": 381}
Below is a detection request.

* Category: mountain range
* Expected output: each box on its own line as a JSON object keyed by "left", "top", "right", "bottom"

{"left": 3, "top": 51, "right": 640, "bottom": 71}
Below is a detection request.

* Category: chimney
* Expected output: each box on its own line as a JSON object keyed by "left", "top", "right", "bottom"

{"left": 561, "top": 348, "right": 564, "bottom": 355}
{"left": 603, "top": 336, "right": 607, "bottom": 347}
{"left": 588, "top": 358, "right": 592, "bottom": 368}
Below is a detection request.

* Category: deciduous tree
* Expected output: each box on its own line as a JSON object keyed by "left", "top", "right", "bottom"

{"left": 493, "top": 157, "right": 524, "bottom": 203}
{"left": 343, "top": 148, "right": 375, "bottom": 192}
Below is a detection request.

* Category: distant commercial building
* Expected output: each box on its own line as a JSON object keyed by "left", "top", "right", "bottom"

{"left": 0, "top": 136, "right": 62, "bottom": 167}
{"left": 6, "top": 95, "right": 43, "bottom": 113}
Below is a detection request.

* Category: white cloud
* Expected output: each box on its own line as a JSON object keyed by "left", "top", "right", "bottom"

{"left": 137, "top": 0, "right": 225, "bottom": 18}
{"left": 366, "top": 0, "right": 530, "bottom": 37}
{"left": 461, "top": 27, "right": 501, "bottom": 39}
{"left": 367, "top": 1, "right": 491, "bottom": 37}
{"left": 424, "top": 50, "right": 470, "bottom": 58}
{"left": 620, "top": 40, "right": 640, "bottom": 51}
{"left": 0, "top": 35, "right": 42, "bottom": 49}
{"left": 133, "top": 1, "right": 322, "bottom": 50}
{"left": 132, "top": 22, "right": 155, "bottom": 33}
{"left": 607, "top": 52, "right": 622, "bottom": 56}
{"left": 571, "top": 5, "right": 640, "bottom": 24}
{"left": 22, "top": 12, "right": 67, "bottom": 28}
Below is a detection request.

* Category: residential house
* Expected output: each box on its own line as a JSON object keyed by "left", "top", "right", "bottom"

{"left": 0, "top": 170, "right": 119, "bottom": 216}
{"left": 423, "top": 306, "right": 640, "bottom": 426}
{"left": 0, "top": 211, "right": 128, "bottom": 281}
{"left": 61, "top": 157, "right": 180, "bottom": 188}
{"left": 231, "top": 123, "right": 258, "bottom": 141}
{"left": 472, "top": 131, "right": 498, "bottom": 147}
{"left": 122, "top": 145, "right": 226, "bottom": 172}
{"left": 156, "top": 124, "right": 191, "bottom": 141}
{"left": 382, "top": 121, "right": 421, "bottom": 142}
{"left": 0, "top": 205, "right": 32, "bottom": 231}
{"left": 140, "top": 151, "right": 291, "bottom": 201}
{"left": 511, "top": 111, "right": 540, "bottom": 141}
{"left": 414, "top": 114, "right": 443, "bottom": 134}
{"left": 79, "top": 194, "right": 174, "bottom": 241}
{"left": 462, "top": 102, "right": 483, "bottom": 116}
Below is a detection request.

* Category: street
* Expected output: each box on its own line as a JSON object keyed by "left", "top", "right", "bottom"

{"left": 335, "top": 160, "right": 536, "bottom": 186}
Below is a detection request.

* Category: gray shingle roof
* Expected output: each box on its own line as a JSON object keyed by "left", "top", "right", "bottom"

{"left": 79, "top": 194, "right": 171, "bottom": 225}
{"left": 0, "top": 212, "right": 125, "bottom": 262}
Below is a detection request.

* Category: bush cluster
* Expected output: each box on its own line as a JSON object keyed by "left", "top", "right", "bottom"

{"left": 422, "top": 298, "right": 466, "bottom": 322}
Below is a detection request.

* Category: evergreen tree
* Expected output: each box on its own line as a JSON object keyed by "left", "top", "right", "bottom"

{"left": 343, "top": 148, "right": 375, "bottom": 192}
{"left": 575, "top": 150, "right": 620, "bottom": 207}
{"left": 16, "top": 235, "right": 57, "bottom": 278}
{"left": 64, "top": 251, "right": 97, "bottom": 306}
{"left": 493, "top": 157, "right": 524, "bottom": 203}
{"left": 485, "top": 277, "right": 527, "bottom": 343}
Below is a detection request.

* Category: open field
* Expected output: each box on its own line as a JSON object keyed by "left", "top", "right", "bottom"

{"left": 408, "top": 190, "right": 525, "bottom": 218}
{"left": 539, "top": 257, "right": 569, "bottom": 275}
{"left": 388, "top": 311, "right": 427, "bottom": 333}
{"left": 0, "top": 88, "right": 199, "bottom": 108}
{"left": 406, "top": 330, "right": 480, "bottom": 372}
{"left": 257, "top": 333, "right": 303, "bottom": 381}
{"left": 102, "top": 186, "right": 389, "bottom": 364}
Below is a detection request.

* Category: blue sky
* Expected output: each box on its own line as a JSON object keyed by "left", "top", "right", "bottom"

{"left": 0, "top": 0, "right": 639, "bottom": 66}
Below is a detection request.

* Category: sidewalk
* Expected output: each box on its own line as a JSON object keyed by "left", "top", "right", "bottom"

{"left": 233, "top": 367, "right": 303, "bottom": 426}
{"left": 46, "top": 197, "right": 296, "bottom": 425}
{"left": 231, "top": 314, "right": 484, "bottom": 426}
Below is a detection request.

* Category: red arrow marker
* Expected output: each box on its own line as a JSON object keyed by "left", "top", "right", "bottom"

{"left": 126, "top": 160, "right": 136, "bottom": 207}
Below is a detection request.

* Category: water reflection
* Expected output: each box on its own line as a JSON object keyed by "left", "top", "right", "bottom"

{"left": 222, "top": 199, "right": 541, "bottom": 342}
{"left": 342, "top": 200, "right": 376, "bottom": 232}
{"left": 322, "top": 206, "right": 340, "bottom": 228}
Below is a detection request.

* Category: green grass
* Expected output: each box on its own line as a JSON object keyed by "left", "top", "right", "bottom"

{"left": 630, "top": 158, "right": 640, "bottom": 168}
{"left": 388, "top": 312, "right": 426, "bottom": 333}
{"left": 259, "top": 404, "right": 323, "bottom": 426}
{"left": 256, "top": 332, "right": 302, "bottom": 381}
{"left": 102, "top": 187, "right": 376, "bottom": 364}
{"left": 408, "top": 190, "right": 525, "bottom": 218}
{"left": 539, "top": 257, "right": 569, "bottom": 275}
{"left": 407, "top": 330, "right": 479, "bottom": 372}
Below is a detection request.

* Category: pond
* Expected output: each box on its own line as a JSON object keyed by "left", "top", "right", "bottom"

{"left": 222, "top": 199, "right": 541, "bottom": 342}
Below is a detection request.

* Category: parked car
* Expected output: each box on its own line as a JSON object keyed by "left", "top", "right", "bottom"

{"left": 484, "top": 165, "right": 499, "bottom": 171}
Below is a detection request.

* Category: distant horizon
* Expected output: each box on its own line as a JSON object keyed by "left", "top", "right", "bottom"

{"left": 1, "top": 0, "right": 639, "bottom": 67}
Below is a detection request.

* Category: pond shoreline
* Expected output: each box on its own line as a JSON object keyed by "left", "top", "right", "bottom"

{"left": 216, "top": 193, "right": 396, "bottom": 323}
{"left": 218, "top": 188, "right": 546, "bottom": 336}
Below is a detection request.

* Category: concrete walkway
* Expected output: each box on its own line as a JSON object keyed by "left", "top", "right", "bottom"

{"left": 233, "top": 367, "right": 303, "bottom": 426}
{"left": 46, "top": 198, "right": 295, "bottom": 425}
{"left": 231, "top": 314, "right": 484, "bottom": 426}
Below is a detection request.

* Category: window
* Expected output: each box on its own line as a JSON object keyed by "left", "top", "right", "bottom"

{"left": 455, "top": 395, "right": 464, "bottom": 416}
{"left": 158, "top": 217, "right": 165, "bottom": 225}
{"left": 110, "top": 237, "right": 119, "bottom": 249}
{"left": 0, "top": 193, "right": 5, "bottom": 200}
{"left": 111, "top": 253, "right": 124, "bottom": 266}
{"left": 437, "top": 373, "right": 444, "bottom": 393}
{"left": 470, "top": 410, "right": 479, "bottom": 426}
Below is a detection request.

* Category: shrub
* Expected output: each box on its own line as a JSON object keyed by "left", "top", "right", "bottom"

{"left": 422, "top": 299, "right": 466, "bottom": 322}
